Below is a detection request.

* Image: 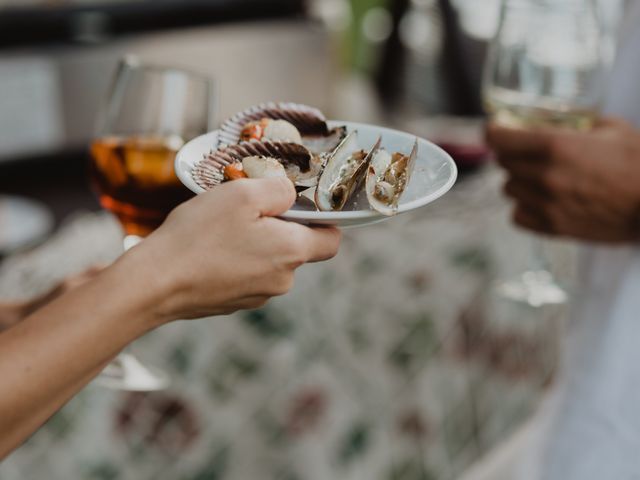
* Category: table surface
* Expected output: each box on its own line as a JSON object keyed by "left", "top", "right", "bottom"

{"left": 0, "top": 165, "right": 574, "bottom": 480}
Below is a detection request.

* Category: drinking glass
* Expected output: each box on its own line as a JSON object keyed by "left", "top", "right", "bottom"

{"left": 89, "top": 57, "right": 216, "bottom": 390}
{"left": 483, "top": 0, "right": 606, "bottom": 307}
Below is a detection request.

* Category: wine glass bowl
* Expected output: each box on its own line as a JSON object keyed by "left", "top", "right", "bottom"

{"left": 89, "top": 58, "right": 215, "bottom": 390}
{"left": 90, "top": 134, "right": 192, "bottom": 237}
{"left": 484, "top": 0, "right": 605, "bottom": 131}
{"left": 90, "top": 59, "right": 214, "bottom": 239}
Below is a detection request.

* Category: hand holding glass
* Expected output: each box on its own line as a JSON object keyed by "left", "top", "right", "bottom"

{"left": 483, "top": 0, "right": 606, "bottom": 307}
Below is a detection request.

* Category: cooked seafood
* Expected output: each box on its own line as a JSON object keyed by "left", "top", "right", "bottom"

{"left": 241, "top": 156, "right": 287, "bottom": 179}
{"left": 190, "top": 102, "right": 423, "bottom": 215}
{"left": 223, "top": 162, "right": 248, "bottom": 180}
{"left": 365, "top": 139, "right": 418, "bottom": 216}
{"left": 315, "top": 133, "right": 382, "bottom": 212}
{"left": 193, "top": 141, "right": 312, "bottom": 189}
{"left": 219, "top": 102, "right": 347, "bottom": 154}
{"left": 240, "top": 119, "right": 303, "bottom": 144}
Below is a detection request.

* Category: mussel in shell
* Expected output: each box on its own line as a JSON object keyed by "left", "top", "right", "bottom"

{"left": 315, "top": 132, "right": 382, "bottom": 212}
{"left": 365, "top": 139, "right": 418, "bottom": 216}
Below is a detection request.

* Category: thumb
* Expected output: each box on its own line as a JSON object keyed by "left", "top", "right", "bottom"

{"left": 248, "top": 177, "right": 297, "bottom": 217}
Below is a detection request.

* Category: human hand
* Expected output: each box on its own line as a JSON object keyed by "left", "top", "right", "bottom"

{"left": 127, "top": 177, "right": 341, "bottom": 323}
{"left": 486, "top": 118, "right": 640, "bottom": 243}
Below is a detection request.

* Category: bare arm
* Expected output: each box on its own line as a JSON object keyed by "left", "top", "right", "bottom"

{"left": 0, "top": 178, "right": 341, "bottom": 459}
{"left": 0, "top": 253, "right": 160, "bottom": 458}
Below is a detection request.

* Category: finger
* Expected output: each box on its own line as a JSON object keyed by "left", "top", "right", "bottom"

{"left": 593, "top": 116, "right": 633, "bottom": 131}
{"left": 494, "top": 153, "right": 547, "bottom": 173}
{"left": 503, "top": 178, "right": 554, "bottom": 204}
{"left": 486, "top": 123, "right": 552, "bottom": 157}
{"left": 513, "top": 205, "right": 553, "bottom": 235}
{"left": 496, "top": 157, "right": 555, "bottom": 196}
{"left": 299, "top": 225, "right": 342, "bottom": 263}
{"left": 232, "top": 295, "right": 271, "bottom": 310}
{"left": 224, "top": 177, "right": 296, "bottom": 217}
{"left": 254, "top": 178, "right": 297, "bottom": 217}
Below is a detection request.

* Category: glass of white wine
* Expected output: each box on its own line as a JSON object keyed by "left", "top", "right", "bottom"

{"left": 483, "top": 0, "right": 607, "bottom": 307}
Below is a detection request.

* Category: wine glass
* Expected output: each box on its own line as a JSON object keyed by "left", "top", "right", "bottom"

{"left": 483, "top": 0, "right": 606, "bottom": 307}
{"left": 89, "top": 57, "right": 216, "bottom": 390}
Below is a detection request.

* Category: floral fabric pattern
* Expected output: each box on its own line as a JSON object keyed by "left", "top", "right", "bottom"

{"left": 0, "top": 167, "right": 573, "bottom": 480}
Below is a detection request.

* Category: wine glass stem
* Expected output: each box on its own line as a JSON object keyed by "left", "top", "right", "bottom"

{"left": 94, "top": 233, "right": 170, "bottom": 391}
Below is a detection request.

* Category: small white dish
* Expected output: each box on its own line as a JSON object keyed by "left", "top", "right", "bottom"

{"left": 175, "top": 121, "right": 458, "bottom": 228}
{"left": 0, "top": 195, "right": 54, "bottom": 253}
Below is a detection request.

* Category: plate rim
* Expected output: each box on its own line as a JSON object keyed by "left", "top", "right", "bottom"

{"left": 175, "top": 120, "right": 458, "bottom": 221}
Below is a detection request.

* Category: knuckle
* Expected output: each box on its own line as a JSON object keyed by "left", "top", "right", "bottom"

{"left": 231, "top": 180, "right": 258, "bottom": 205}
{"left": 547, "top": 135, "right": 564, "bottom": 158}
{"left": 547, "top": 134, "right": 576, "bottom": 165}
{"left": 539, "top": 170, "right": 562, "bottom": 194}
{"left": 282, "top": 227, "right": 308, "bottom": 259}
{"left": 278, "top": 275, "right": 295, "bottom": 295}
{"left": 503, "top": 179, "right": 517, "bottom": 198}
{"left": 274, "top": 177, "right": 296, "bottom": 204}
{"left": 494, "top": 153, "right": 511, "bottom": 169}
{"left": 267, "top": 273, "right": 294, "bottom": 296}
{"left": 541, "top": 205, "right": 560, "bottom": 233}
{"left": 250, "top": 298, "right": 270, "bottom": 309}
{"left": 326, "top": 233, "right": 341, "bottom": 258}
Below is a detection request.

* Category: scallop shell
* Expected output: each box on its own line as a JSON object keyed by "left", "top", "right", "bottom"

{"left": 192, "top": 141, "right": 313, "bottom": 190}
{"left": 218, "top": 102, "right": 347, "bottom": 154}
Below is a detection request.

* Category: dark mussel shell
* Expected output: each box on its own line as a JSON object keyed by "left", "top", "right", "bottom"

{"left": 192, "top": 141, "right": 313, "bottom": 190}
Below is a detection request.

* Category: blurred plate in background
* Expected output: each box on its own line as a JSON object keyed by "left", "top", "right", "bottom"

{"left": 0, "top": 196, "right": 54, "bottom": 255}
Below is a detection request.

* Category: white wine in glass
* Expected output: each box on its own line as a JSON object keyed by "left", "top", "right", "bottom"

{"left": 485, "top": 86, "right": 598, "bottom": 131}
{"left": 483, "top": 0, "right": 606, "bottom": 307}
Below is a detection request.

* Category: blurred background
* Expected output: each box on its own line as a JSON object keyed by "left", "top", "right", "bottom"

{"left": 0, "top": 0, "right": 623, "bottom": 224}
{"left": 0, "top": 1, "right": 625, "bottom": 479}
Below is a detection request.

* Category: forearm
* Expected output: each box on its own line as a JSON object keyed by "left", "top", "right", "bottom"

{"left": 0, "top": 250, "right": 166, "bottom": 459}
{"left": 0, "top": 303, "right": 24, "bottom": 332}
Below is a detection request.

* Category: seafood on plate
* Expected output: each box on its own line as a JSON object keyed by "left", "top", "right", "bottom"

{"left": 218, "top": 102, "right": 347, "bottom": 154}
{"left": 365, "top": 139, "right": 418, "bottom": 216}
{"left": 315, "top": 132, "right": 381, "bottom": 212}
{"left": 193, "top": 141, "right": 313, "bottom": 188}
{"left": 191, "top": 102, "right": 420, "bottom": 216}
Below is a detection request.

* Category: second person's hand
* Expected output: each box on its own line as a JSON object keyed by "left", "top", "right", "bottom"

{"left": 486, "top": 119, "right": 640, "bottom": 243}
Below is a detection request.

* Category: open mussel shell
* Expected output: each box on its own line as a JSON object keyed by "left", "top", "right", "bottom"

{"left": 315, "top": 132, "right": 382, "bottom": 212}
{"left": 365, "top": 139, "right": 418, "bottom": 216}
{"left": 192, "top": 141, "right": 313, "bottom": 190}
{"left": 218, "top": 102, "right": 347, "bottom": 154}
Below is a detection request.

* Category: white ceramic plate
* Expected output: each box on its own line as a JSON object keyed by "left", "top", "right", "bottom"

{"left": 175, "top": 121, "right": 458, "bottom": 228}
{"left": 0, "top": 195, "right": 54, "bottom": 253}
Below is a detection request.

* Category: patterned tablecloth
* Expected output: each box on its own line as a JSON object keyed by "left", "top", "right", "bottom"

{"left": 0, "top": 166, "right": 573, "bottom": 480}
